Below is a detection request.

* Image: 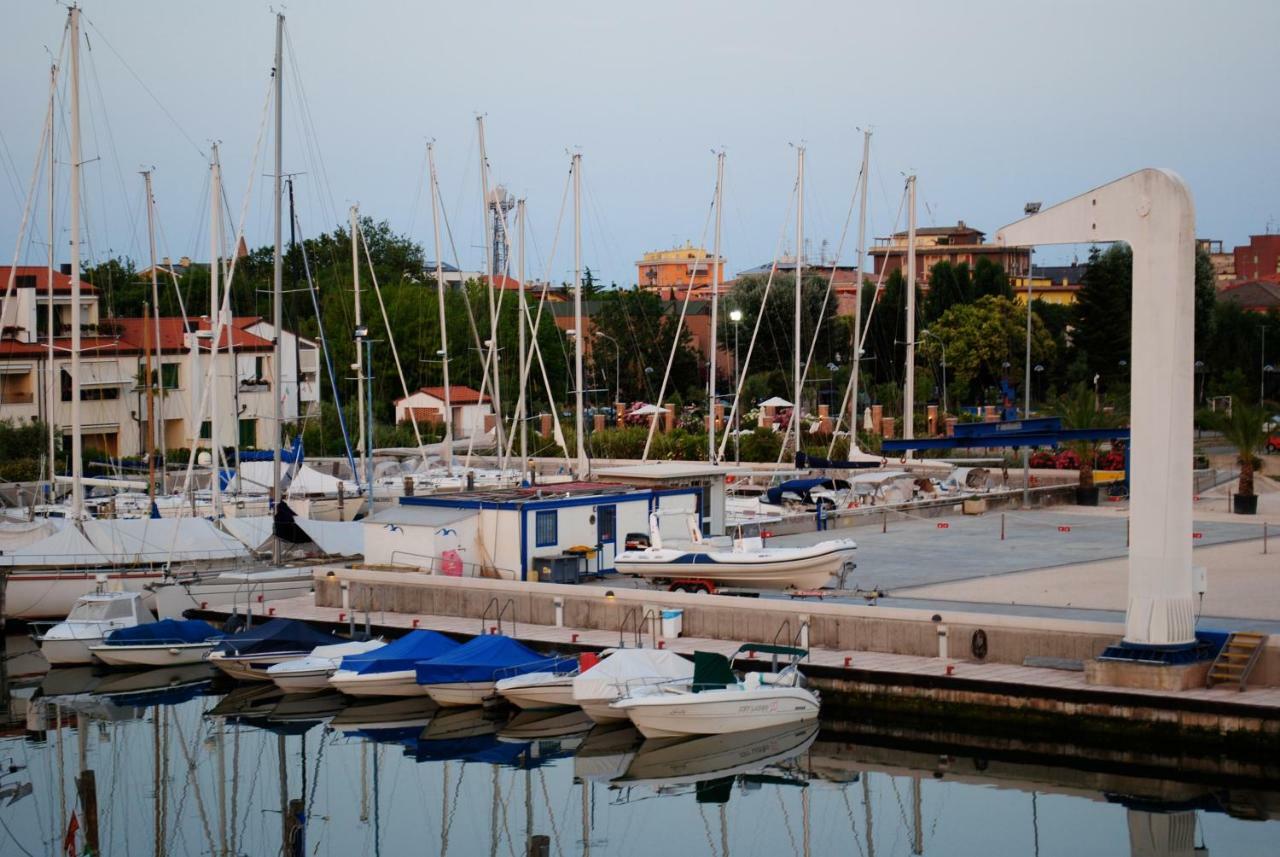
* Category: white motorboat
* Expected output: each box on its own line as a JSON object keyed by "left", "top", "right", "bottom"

{"left": 572, "top": 649, "right": 694, "bottom": 724}
{"left": 207, "top": 618, "right": 346, "bottom": 682}
{"left": 413, "top": 635, "right": 576, "bottom": 708}
{"left": 88, "top": 618, "right": 222, "bottom": 668}
{"left": 327, "top": 629, "right": 460, "bottom": 698}
{"left": 610, "top": 646, "right": 819, "bottom": 739}
{"left": 495, "top": 653, "right": 596, "bottom": 710}
{"left": 35, "top": 591, "right": 155, "bottom": 666}
{"left": 266, "top": 638, "right": 386, "bottom": 692}
{"left": 614, "top": 513, "right": 855, "bottom": 591}
{"left": 613, "top": 720, "right": 819, "bottom": 789}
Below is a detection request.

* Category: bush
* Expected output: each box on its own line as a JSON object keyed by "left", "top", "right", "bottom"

{"left": 1054, "top": 449, "right": 1080, "bottom": 470}
{"left": 1029, "top": 450, "right": 1056, "bottom": 468}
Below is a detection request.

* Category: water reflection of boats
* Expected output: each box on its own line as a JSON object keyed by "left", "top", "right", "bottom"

{"left": 329, "top": 697, "right": 438, "bottom": 732}
{"left": 420, "top": 705, "right": 500, "bottom": 742}
{"left": 613, "top": 721, "right": 818, "bottom": 792}
{"left": 497, "top": 709, "right": 594, "bottom": 742}
{"left": 267, "top": 690, "right": 348, "bottom": 723}
{"left": 206, "top": 683, "right": 286, "bottom": 719}
{"left": 90, "top": 663, "right": 215, "bottom": 708}
{"left": 573, "top": 724, "right": 643, "bottom": 783}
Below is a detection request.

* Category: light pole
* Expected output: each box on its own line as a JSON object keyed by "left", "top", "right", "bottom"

{"left": 1033, "top": 364, "right": 1044, "bottom": 412}
{"left": 729, "top": 308, "right": 743, "bottom": 463}
{"left": 1194, "top": 360, "right": 1206, "bottom": 406}
{"left": 353, "top": 324, "right": 375, "bottom": 518}
{"left": 1262, "top": 326, "right": 1269, "bottom": 405}
{"left": 1265, "top": 365, "right": 1276, "bottom": 406}
{"left": 594, "top": 330, "right": 620, "bottom": 406}
{"left": 920, "top": 329, "right": 947, "bottom": 416}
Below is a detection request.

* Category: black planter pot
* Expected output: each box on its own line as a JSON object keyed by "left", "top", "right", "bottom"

{"left": 1233, "top": 493, "right": 1258, "bottom": 515}
{"left": 1075, "top": 485, "right": 1100, "bottom": 506}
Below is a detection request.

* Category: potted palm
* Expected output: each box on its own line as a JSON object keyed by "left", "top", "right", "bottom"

{"left": 1202, "top": 403, "right": 1267, "bottom": 515}
{"left": 1060, "top": 384, "right": 1124, "bottom": 506}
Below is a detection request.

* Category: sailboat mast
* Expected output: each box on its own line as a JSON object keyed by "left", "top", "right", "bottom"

{"left": 476, "top": 117, "right": 507, "bottom": 464}
{"left": 208, "top": 145, "right": 223, "bottom": 518}
{"left": 351, "top": 204, "right": 366, "bottom": 489}
{"left": 852, "top": 130, "right": 870, "bottom": 446}
{"left": 427, "top": 144, "right": 452, "bottom": 476}
{"left": 904, "top": 175, "right": 917, "bottom": 456}
{"left": 793, "top": 146, "right": 805, "bottom": 463}
{"left": 572, "top": 152, "right": 587, "bottom": 478}
{"left": 272, "top": 12, "right": 285, "bottom": 562}
{"left": 67, "top": 5, "right": 85, "bottom": 519}
{"left": 709, "top": 151, "right": 724, "bottom": 465}
{"left": 142, "top": 170, "right": 160, "bottom": 503}
{"left": 45, "top": 61, "right": 57, "bottom": 501}
{"left": 517, "top": 197, "right": 528, "bottom": 477}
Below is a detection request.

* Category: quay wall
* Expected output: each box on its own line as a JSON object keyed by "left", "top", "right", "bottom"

{"left": 314, "top": 569, "right": 1279, "bottom": 688}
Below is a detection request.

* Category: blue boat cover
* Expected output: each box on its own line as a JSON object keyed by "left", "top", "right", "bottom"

{"left": 340, "top": 630, "right": 460, "bottom": 675}
{"left": 408, "top": 735, "right": 531, "bottom": 766}
{"left": 413, "top": 635, "right": 574, "bottom": 686}
{"left": 105, "top": 619, "right": 221, "bottom": 645}
{"left": 211, "top": 618, "right": 340, "bottom": 657}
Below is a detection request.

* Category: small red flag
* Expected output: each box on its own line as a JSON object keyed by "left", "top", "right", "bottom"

{"left": 64, "top": 811, "right": 79, "bottom": 857}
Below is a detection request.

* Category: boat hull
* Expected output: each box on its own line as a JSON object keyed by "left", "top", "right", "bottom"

{"left": 89, "top": 642, "right": 213, "bottom": 668}
{"left": 495, "top": 676, "right": 577, "bottom": 710}
{"left": 151, "top": 572, "right": 314, "bottom": 620}
{"left": 613, "top": 686, "right": 819, "bottom": 739}
{"left": 208, "top": 651, "right": 308, "bottom": 682}
{"left": 329, "top": 669, "right": 430, "bottom": 697}
{"left": 269, "top": 667, "right": 336, "bottom": 693}
{"left": 40, "top": 636, "right": 100, "bottom": 666}
{"left": 6, "top": 571, "right": 163, "bottom": 621}
{"left": 614, "top": 541, "right": 854, "bottom": 591}
{"left": 421, "top": 680, "right": 497, "bottom": 707}
{"left": 579, "top": 699, "right": 631, "bottom": 724}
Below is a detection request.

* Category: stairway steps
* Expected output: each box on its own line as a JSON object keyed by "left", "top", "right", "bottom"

{"left": 1206, "top": 631, "right": 1269, "bottom": 691}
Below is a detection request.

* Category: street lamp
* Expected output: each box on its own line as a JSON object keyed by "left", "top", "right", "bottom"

{"left": 729, "top": 308, "right": 743, "bottom": 463}
{"left": 1194, "top": 360, "right": 1206, "bottom": 405}
{"left": 595, "top": 330, "right": 620, "bottom": 405}
{"left": 919, "top": 328, "right": 947, "bottom": 416}
{"left": 1033, "top": 363, "right": 1044, "bottom": 411}
{"left": 1264, "top": 364, "right": 1276, "bottom": 405}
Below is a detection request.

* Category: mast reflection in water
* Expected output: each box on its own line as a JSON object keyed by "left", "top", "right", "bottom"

{"left": 1, "top": 650, "right": 1277, "bottom": 856}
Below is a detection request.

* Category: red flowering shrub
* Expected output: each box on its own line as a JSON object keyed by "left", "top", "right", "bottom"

{"left": 1054, "top": 449, "right": 1080, "bottom": 470}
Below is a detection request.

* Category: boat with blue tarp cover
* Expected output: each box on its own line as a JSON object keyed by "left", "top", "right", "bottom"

{"left": 88, "top": 618, "right": 222, "bottom": 668}
{"left": 329, "top": 630, "right": 462, "bottom": 697}
{"left": 413, "top": 635, "right": 576, "bottom": 707}
{"left": 207, "top": 618, "right": 344, "bottom": 682}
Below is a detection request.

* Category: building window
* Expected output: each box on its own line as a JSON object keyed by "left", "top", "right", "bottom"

{"left": 239, "top": 419, "right": 256, "bottom": 449}
{"left": 160, "top": 363, "right": 178, "bottom": 389}
{"left": 597, "top": 505, "right": 616, "bottom": 543}
{"left": 535, "top": 510, "right": 558, "bottom": 548}
{"left": 200, "top": 420, "right": 212, "bottom": 441}
{"left": 255, "top": 356, "right": 267, "bottom": 381}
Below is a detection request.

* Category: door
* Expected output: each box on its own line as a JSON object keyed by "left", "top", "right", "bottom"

{"left": 596, "top": 505, "right": 617, "bottom": 572}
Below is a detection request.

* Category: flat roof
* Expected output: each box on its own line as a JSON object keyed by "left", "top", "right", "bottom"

{"left": 592, "top": 462, "right": 746, "bottom": 480}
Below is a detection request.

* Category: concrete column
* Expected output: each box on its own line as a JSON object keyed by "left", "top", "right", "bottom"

{"left": 945, "top": 417, "right": 958, "bottom": 437}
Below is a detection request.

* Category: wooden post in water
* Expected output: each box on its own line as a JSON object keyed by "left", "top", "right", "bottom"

{"left": 76, "top": 717, "right": 99, "bottom": 856}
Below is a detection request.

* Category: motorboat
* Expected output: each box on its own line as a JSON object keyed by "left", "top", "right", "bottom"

{"left": 88, "top": 618, "right": 222, "bottom": 668}
{"left": 266, "top": 638, "right": 386, "bottom": 692}
{"left": 613, "top": 720, "right": 819, "bottom": 791}
{"left": 328, "top": 630, "right": 460, "bottom": 697}
{"left": 573, "top": 723, "right": 643, "bottom": 783}
{"left": 207, "top": 618, "right": 345, "bottom": 682}
{"left": 610, "top": 645, "right": 819, "bottom": 739}
{"left": 614, "top": 513, "right": 855, "bottom": 591}
{"left": 572, "top": 649, "right": 694, "bottom": 724}
{"left": 34, "top": 591, "right": 155, "bottom": 666}
{"left": 495, "top": 652, "right": 601, "bottom": 710}
{"left": 413, "top": 634, "right": 576, "bottom": 707}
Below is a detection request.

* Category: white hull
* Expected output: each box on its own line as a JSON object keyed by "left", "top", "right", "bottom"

{"left": 580, "top": 699, "right": 630, "bottom": 724}
{"left": 151, "top": 572, "right": 314, "bottom": 620}
{"left": 614, "top": 541, "right": 854, "bottom": 591}
{"left": 614, "top": 686, "right": 819, "bottom": 739}
{"left": 208, "top": 651, "right": 307, "bottom": 682}
{"left": 329, "top": 669, "right": 430, "bottom": 698}
{"left": 40, "top": 636, "right": 100, "bottom": 666}
{"left": 495, "top": 674, "right": 577, "bottom": 710}
{"left": 6, "top": 571, "right": 162, "bottom": 621}
{"left": 270, "top": 667, "right": 335, "bottom": 693}
{"left": 89, "top": 642, "right": 214, "bottom": 668}
{"left": 421, "top": 680, "right": 497, "bottom": 707}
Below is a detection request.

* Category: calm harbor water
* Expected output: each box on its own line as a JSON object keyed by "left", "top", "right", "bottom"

{"left": 1, "top": 641, "right": 1277, "bottom": 857}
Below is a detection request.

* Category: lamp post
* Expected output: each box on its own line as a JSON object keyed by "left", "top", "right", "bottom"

{"left": 1264, "top": 365, "right": 1276, "bottom": 406}
{"left": 1194, "top": 360, "right": 1206, "bottom": 406}
{"left": 729, "top": 308, "right": 743, "bottom": 463}
{"left": 920, "top": 328, "right": 947, "bottom": 416}
{"left": 1033, "top": 364, "right": 1044, "bottom": 412}
{"left": 353, "top": 324, "right": 374, "bottom": 517}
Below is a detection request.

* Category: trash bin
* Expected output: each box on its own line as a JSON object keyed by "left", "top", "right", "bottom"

{"left": 661, "top": 608, "right": 683, "bottom": 639}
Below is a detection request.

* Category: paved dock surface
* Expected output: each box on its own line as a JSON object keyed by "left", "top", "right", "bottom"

{"left": 232, "top": 594, "right": 1280, "bottom": 714}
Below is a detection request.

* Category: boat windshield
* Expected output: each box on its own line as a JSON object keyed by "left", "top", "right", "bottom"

{"left": 67, "top": 599, "right": 131, "bottom": 621}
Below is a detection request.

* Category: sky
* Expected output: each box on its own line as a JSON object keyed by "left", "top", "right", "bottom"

{"left": 2, "top": 0, "right": 1278, "bottom": 287}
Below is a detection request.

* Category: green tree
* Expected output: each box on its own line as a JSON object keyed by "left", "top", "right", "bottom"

{"left": 918, "top": 295, "right": 1055, "bottom": 405}
{"left": 1200, "top": 402, "right": 1268, "bottom": 499}
{"left": 589, "top": 289, "right": 700, "bottom": 404}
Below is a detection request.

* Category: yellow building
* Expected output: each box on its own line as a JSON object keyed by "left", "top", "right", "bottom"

{"left": 1012, "top": 263, "right": 1086, "bottom": 305}
{"left": 636, "top": 242, "right": 725, "bottom": 293}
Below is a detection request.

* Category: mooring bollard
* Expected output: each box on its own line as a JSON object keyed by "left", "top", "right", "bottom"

{"left": 1000, "top": 513, "right": 1005, "bottom": 541}
{"left": 1265, "top": 522, "right": 1269, "bottom": 555}
{"left": 882, "top": 509, "right": 888, "bottom": 534}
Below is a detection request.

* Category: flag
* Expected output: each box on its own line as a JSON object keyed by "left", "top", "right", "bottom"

{"left": 63, "top": 811, "right": 79, "bottom": 857}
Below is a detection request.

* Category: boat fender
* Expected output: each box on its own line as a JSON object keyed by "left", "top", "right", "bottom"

{"left": 971, "top": 629, "right": 988, "bottom": 660}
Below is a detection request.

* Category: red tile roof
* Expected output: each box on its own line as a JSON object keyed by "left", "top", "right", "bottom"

{"left": 397, "top": 385, "right": 491, "bottom": 405}
{"left": 0, "top": 315, "right": 273, "bottom": 357}
{"left": 0, "top": 266, "right": 93, "bottom": 293}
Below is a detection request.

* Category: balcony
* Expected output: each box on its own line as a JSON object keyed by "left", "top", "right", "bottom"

{"left": 238, "top": 378, "right": 272, "bottom": 394}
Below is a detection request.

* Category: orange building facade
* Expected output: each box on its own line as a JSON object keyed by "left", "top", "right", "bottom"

{"left": 636, "top": 243, "right": 726, "bottom": 295}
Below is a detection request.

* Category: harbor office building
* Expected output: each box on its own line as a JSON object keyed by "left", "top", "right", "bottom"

{"left": 363, "top": 482, "right": 704, "bottom": 581}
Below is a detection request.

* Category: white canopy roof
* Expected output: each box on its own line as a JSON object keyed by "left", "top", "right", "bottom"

{"left": 572, "top": 649, "right": 693, "bottom": 704}
{"left": 295, "top": 518, "right": 363, "bottom": 556}
{"left": 0, "top": 518, "right": 250, "bottom": 567}
{"left": 759, "top": 396, "right": 793, "bottom": 408}
{"left": 220, "top": 516, "right": 274, "bottom": 551}
{"left": 288, "top": 464, "right": 362, "bottom": 497}
{"left": 629, "top": 403, "right": 666, "bottom": 416}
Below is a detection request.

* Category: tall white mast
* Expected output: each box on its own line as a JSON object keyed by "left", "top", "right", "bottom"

{"left": 67, "top": 6, "right": 85, "bottom": 520}
{"left": 208, "top": 144, "right": 223, "bottom": 518}
{"left": 45, "top": 61, "right": 57, "bottom": 498}
{"left": 476, "top": 117, "right": 507, "bottom": 463}
{"left": 516, "top": 197, "right": 528, "bottom": 478}
{"left": 572, "top": 152, "right": 587, "bottom": 478}
{"left": 142, "top": 170, "right": 160, "bottom": 500}
{"left": 903, "top": 174, "right": 917, "bottom": 457}
{"left": 851, "top": 130, "right": 870, "bottom": 448}
{"left": 427, "top": 144, "right": 452, "bottom": 476}
{"left": 793, "top": 146, "right": 805, "bottom": 462}
{"left": 350, "top": 203, "right": 366, "bottom": 488}
{"left": 709, "top": 151, "right": 724, "bottom": 465}
{"left": 271, "top": 12, "right": 284, "bottom": 563}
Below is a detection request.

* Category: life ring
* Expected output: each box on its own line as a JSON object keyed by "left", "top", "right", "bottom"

{"left": 971, "top": 629, "right": 989, "bottom": 660}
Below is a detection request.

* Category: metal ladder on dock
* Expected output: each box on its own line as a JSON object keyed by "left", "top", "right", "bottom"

{"left": 1206, "top": 631, "right": 1268, "bottom": 691}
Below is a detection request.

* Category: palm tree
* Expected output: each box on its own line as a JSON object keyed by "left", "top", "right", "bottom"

{"left": 1200, "top": 402, "right": 1268, "bottom": 513}
{"left": 1059, "top": 383, "right": 1125, "bottom": 503}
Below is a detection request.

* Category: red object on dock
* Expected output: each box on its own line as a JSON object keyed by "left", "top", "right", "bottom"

{"left": 338, "top": 612, "right": 346, "bottom": 622}
{"left": 936, "top": 522, "right": 949, "bottom": 529}
{"left": 843, "top": 656, "right": 852, "bottom": 667}
{"left": 411, "top": 619, "right": 420, "bottom": 628}
{"left": 571, "top": 633, "right": 579, "bottom": 643}
{"left": 657, "top": 640, "right": 665, "bottom": 649}
{"left": 1058, "top": 526, "right": 1071, "bottom": 533}
{"left": 1193, "top": 532, "right": 1203, "bottom": 539}
{"left": 946, "top": 664, "right": 955, "bottom": 676}
{"left": 268, "top": 607, "right": 276, "bottom": 616}
{"left": 489, "top": 625, "right": 498, "bottom": 635}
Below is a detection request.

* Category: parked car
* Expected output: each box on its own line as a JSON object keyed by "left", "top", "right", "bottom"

{"left": 1266, "top": 434, "right": 1280, "bottom": 453}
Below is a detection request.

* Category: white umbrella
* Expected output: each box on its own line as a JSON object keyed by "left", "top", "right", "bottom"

{"left": 630, "top": 403, "right": 667, "bottom": 416}
{"left": 759, "top": 396, "right": 794, "bottom": 408}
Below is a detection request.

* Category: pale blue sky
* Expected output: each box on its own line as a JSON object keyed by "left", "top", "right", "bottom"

{"left": 2, "top": 0, "right": 1277, "bottom": 285}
